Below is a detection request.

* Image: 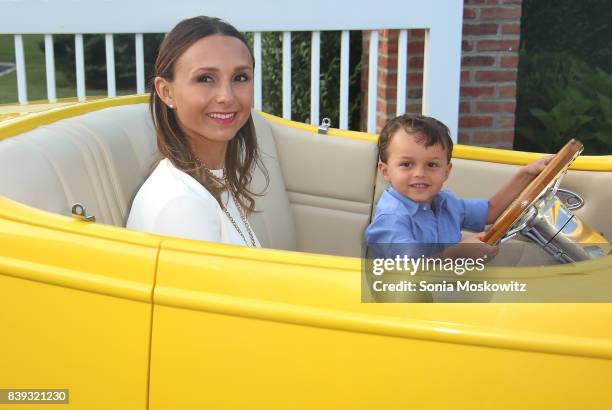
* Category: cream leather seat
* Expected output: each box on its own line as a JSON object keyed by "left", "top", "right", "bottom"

{"left": 3, "top": 102, "right": 606, "bottom": 263}
{"left": 0, "top": 104, "right": 156, "bottom": 225}
{"left": 0, "top": 104, "right": 297, "bottom": 251}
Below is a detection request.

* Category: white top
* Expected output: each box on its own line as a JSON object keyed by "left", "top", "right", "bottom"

{"left": 126, "top": 158, "right": 261, "bottom": 247}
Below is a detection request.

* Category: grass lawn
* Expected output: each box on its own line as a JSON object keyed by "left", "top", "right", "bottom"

{"left": 0, "top": 34, "right": 135, "bottom": 104}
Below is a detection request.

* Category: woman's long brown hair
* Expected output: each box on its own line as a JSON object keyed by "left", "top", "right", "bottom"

{"left": 150, "top": 16, "right": 268, "bottom": 214}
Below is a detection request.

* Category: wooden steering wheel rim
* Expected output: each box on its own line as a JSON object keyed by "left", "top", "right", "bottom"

{"left": 482, "top": 139, "right": 583, "bottom": 245}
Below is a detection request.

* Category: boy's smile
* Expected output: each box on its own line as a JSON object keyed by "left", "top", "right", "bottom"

{"left": 379, "top": 129, "right": 452, "bottom": 205}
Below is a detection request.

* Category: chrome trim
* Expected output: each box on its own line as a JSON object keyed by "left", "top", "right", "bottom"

{"left": 556, "top": 188, "right": 584, "bottom": 210}
{"left": 499, "top": 206, "right": 537, "bottom": 244}
{"left": 71, "top": 203, "right": 96, "bottom": 222}
{"left": 318, "top": 117, "right": 331, "bottom": 134}
{"left": 518, "top": 196, "right": 606, "bottom": 263}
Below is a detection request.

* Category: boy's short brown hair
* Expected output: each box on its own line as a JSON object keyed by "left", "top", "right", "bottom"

{"left": 377, "top": 114, "right": 453, "bottom": 164}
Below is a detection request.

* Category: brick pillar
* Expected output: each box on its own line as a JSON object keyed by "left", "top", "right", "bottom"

{"left": 360, "top": 30, "right": 426, "bottom": 132}
{"left": 406, "top": 30, "right": 425, "bottom": 116}
{"left": 460, "top": 0, "right": 522, "bottom": 148}
{"left": 375, "top": 30, "right": 399, "bottom": 131}
{"left": 360, "top": 0, "right": 522, "bottom": 148}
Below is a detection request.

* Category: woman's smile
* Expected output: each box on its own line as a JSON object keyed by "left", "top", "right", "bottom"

{"left": 207, "top": 111, "right": 237, "bottom": 124}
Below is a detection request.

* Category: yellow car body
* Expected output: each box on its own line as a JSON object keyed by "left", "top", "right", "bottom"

{"left": 1, "top": 96, "right": 612, "bottom": 409}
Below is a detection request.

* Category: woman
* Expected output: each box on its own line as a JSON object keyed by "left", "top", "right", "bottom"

{"left": 127, "top": 16, "right": 267, "bottom": 246}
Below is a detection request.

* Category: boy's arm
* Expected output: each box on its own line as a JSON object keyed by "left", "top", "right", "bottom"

{"left": 444, "top": 232, "right": 499, "bottom": 261}
{"left": 487, "top": 156, "right": 553, "bottom": 224}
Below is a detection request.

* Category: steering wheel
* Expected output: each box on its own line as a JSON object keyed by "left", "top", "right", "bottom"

{"left": 482, "top": 139, "right": 583, "bottom": 246}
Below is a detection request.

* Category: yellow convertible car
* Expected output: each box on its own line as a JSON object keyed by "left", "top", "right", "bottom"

{"left": 1, "top": 95, "right": 612, "bottom": 409}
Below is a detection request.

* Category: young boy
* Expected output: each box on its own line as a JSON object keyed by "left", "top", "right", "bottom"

{"left": 365, "top": 114, "right": 551, "bottom": 256}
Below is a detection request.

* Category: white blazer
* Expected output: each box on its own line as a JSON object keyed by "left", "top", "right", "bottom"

{"left": 126, "top": 158, "right": 260, "bottom": 247}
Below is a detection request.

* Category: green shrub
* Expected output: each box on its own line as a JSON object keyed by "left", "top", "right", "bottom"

{"left": 520, "top": 0, "right": 612, "bottom": 71}
{"left": 516, "top": 0, "right": 612, "bottom": 154}
{"left": 250, "top": 31, "right": 363, "bottom": 128}
{"left": 515, "top": 52, "right": 612, "bottom": 154}
{"left": 43, "top": 34, "right": 164, "bottom": 90}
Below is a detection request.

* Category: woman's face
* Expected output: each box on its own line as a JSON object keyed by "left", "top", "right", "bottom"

{"left": 159, "top": 34, "right": 254, "bottom": 150}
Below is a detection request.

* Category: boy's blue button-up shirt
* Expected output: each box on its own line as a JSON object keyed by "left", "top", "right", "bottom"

{"left": 365, "top": 187, "right": 488, "bottom": 245}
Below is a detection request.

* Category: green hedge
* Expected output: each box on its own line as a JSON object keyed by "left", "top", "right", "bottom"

{"left": 515, "top": 52, "right": 612, "bottom": 155}
{"left": 44, "top": 34, "right": 164, "bottom": 90}
{"left": 252, "top": 31, "right": 363, "bottom": 128}
{"left": 515, "top": 0, "right": 612, "bottom": 154}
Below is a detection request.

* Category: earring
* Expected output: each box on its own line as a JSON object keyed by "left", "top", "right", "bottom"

{"left": 168, "top": 104, "right": 174, "bottom": 109}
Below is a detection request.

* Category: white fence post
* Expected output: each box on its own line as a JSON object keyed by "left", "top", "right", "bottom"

{"left": 339, "top": 30, "right": 350, "bottom": 130}
{"left": 253, "top": 32, "right": 262, "bottom": 110}
{"left": 421, "top": 2, "right": 463, "bottom": 142}
{"left": 44, "top": 34, "right": 57, "bottom": 102}
{"left": 75, "top": 34, "right": 86, "bottom": 101}
{"left": 14, "top": 34, "right": 28, "bottom": 104}
{"left": 396, "top": 29, "right": 408, "bottom": 116}
{"left": 282, "top": 31, "right": 291, "bottom": 120}
{"left": 105, "top": 34, "right": 116, "bottom": 97}
{"left": 310, "top": 31, "right": 320, "bottom": 126}
{"left": 367, "top": 30, "right": 379, "bottom": 134}
{"left": 135, "top": 34, "right": 145, "bottom": 94}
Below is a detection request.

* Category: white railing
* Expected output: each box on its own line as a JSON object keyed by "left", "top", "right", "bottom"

{"left": 2, "top": 0, "right": 463, "bottom": 139}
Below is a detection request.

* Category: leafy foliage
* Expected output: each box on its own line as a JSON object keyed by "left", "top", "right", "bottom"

{"left": 251, "top": 31, "right": 363, "bottom": 128}
{"left": 43, "top": 34, "right": 164, "bottom": 90}
{"left": 520, "top": 0, "right": 612, "bottom": 71}
{"left": 515, "top": 52, "right": 612, "bottom": 154}
{"left": 515, "top": 0, "right": 612, "bottom": 154}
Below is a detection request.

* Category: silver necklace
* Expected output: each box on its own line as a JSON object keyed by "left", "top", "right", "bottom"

{"left": 220, "top": 190, "right": 257, "bottom": 247}
{"left": 197, "top": 158, "right": 256, "bottom": 247}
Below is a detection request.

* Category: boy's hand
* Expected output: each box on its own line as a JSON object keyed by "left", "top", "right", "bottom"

{"left": 460, "top": 232, "right": 499, "bottom": 261}
{"left": 524, "top": 155, "right": 554, "bottom": 177}
{"left": 460, "top": 231, "right": 489, "bottom": 244}
{"left": 488, "top": 155, "right": 554, "bottom": 224}
{"left": 445, "top": 232, "right": 499, "bottom": 261}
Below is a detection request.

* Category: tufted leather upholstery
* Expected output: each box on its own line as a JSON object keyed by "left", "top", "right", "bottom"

{"left": 0, "top": 104, "right": 157, "bottom": 226}
{"left": 0, "top": 103, "right": 379, "bottom": 256}
{"left": 4, "top": 102, "right": 607, "bottom": 261}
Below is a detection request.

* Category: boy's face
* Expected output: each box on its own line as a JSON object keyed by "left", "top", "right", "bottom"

{"left": 379, "top": 129, "right": 452, "bottom": 204}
